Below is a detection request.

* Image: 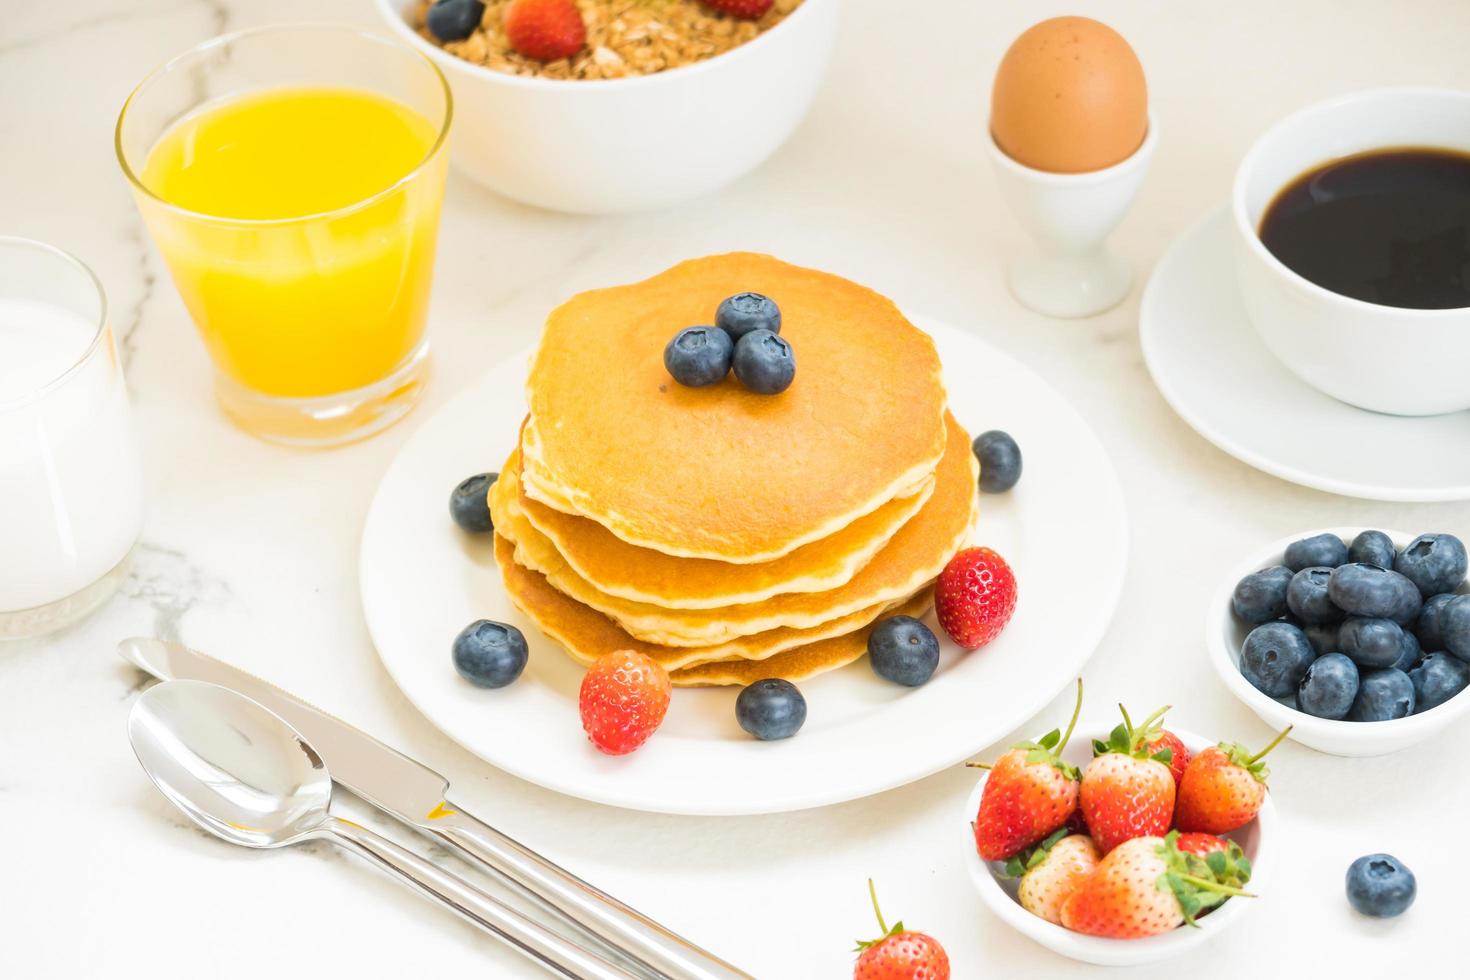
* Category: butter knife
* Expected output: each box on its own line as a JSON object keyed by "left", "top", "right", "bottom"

{"left": 118, "top": 637, "right": 751, "bottom": 980}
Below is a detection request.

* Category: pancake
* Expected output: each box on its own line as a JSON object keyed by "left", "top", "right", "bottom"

{"left": 519, "top": 252, "right": 948, "bottom": 563}
{"left": 496, "top": 413, "right": 977, "bottom": 647}
{"left": 515, "top": 449, "right": 936, "bottom": 609}
{"left": 670, "top": 591, "right": 933, "bottom": 686}
{"left": 495, "top": 533, "right": 927, "bottom": 680}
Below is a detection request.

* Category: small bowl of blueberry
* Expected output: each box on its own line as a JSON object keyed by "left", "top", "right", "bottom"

{"left": 1208, "top": 527, "right": 1470, "bottom": 757}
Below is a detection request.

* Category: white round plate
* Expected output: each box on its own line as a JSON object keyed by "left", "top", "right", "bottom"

{"left": 360, "top": 315, "right": 1127, "bottom": 815}
{"left": 1140, "top": 206, "right": 1470, "bottom": 502}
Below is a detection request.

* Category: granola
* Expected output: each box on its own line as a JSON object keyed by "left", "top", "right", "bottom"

{"left": 413, "top": 0, "right": 804, "bottom": 81}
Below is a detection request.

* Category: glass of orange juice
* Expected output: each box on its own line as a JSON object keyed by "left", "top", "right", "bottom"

{"left": 116, "top": 25, "right": 451, "bottom": 446}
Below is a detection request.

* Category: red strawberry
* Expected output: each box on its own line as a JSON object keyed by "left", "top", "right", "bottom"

{"left": 700, "top": 0, "right": 775, "bottom": 19}
{"left": 1015, "top": 833, "right": 1100, "bottom": 925}
{"left": 578, "top": 649, "right": 671, "bottom": 755}
{"left": 1079, "top": 704, "right": 1177, "bottom": 853}
{"left": 1174, "top": 832, "right": 1229, "bottom": 858}
{"left": 969, "top": 680, "right": 1084, "bottom": 860}
{"left": 1146, "top": 729, "right": 1191, "bottom": 786}
{"left": 1174, "top": 727, "right": 1290, "bottom": 834}
{"left": 853, "top": 880, "right": 950, "bottom": 980}
{"left": 504, "top": 0, "right": 586, "bottom": 61}
{"left": 1174, "top": 833, "right": 1253, "bottom": 892}
{"left": 1059, "top": 833, "right": 1252, "bottom": 938}
{"left": 934, "top": 547, "right": 1017, "bottom": 650}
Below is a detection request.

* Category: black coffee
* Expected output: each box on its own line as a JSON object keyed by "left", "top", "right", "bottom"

{"left": 1258, "top": 147, "right": 1470, "bottom": 309}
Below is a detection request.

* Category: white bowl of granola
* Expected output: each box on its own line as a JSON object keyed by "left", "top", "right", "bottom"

{"left": 376, "top": 0, "right": 838, "bottom": 213}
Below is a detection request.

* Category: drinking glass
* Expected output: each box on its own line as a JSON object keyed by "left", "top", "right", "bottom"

{"left": 116, "top": 25, "right": 452, "bottom": 446}
{"left": 0, "top": 238, "right": 145, "bottom": 639}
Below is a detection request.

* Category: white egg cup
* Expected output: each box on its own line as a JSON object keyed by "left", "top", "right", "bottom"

{"left": 989, "top": 115, "right": 1157, "bottom": 318}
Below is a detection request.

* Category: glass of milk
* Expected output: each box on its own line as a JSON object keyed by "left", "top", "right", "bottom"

{"left": 0, "top": 238, "right": 145, "bottom": 638}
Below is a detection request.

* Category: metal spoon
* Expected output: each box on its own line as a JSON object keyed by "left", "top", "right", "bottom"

{"left": 128, "top": 679, "right": 638, "bottom": 980}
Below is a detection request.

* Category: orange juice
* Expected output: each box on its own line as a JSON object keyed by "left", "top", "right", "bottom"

{"left": 138, "top": 86, "right": 445, "bottom": 399}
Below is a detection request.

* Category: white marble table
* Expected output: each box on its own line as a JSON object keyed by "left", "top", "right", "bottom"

{"left": 4, "top": 0, "right": 1467, "bottom": 976}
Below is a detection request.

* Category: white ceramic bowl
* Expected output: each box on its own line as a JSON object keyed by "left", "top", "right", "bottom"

{"left": 963, "top": 727, "right": 1273, "bottom": 967}
{"left": 1232, "top": 88, "right": 1470, "bottom": 416}
{"left": 375, "top": 0, "right": 837, "bottom": 213}
{"left": 1208, "top": 526, "right": 1470, "bottom": 757}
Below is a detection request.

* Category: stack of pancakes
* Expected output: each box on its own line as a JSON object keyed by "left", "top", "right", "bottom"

{"left": 489, "top": 253, "right": 976, "bottom": 686}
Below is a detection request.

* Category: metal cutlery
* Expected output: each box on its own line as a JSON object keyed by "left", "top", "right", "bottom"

{"left": 118, "top": 637, "right": 751, "bottom": 980}
{"left": 128, "top": 679, "right": 639, "bottom": 979}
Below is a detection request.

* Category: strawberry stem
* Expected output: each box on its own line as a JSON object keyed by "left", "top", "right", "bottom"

{"left": 1248, "top": 725, "right": 1293, "bottom": 764}
{"left": 964, "top": 761, "right": 992, "bottom": 770}
{"left": 1174, "top": 873, "right": 1256, "bottom": 898}
{"left": 1057, "top": 678, "right": 1083, "bottom": 755}
{"left": 867, "top": 878, "right": 887, "bottom": 935}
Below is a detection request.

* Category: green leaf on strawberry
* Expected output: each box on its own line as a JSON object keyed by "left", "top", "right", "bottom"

{"left": 1212, "top": 725, "right": 1292, "bottom": 785}
{"left": 1001, "top": 827, "right": 1071, "bottom": 878}
{"left": 1154, "top": 831, "right": 1255, "bottom": 926}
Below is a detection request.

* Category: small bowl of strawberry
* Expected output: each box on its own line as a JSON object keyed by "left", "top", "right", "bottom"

{"left": 961, "top": 691, "right": 1278, "bottom": 966}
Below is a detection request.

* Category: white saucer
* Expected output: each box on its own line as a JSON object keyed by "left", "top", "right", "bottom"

{"left": 1140, "top": 206, "right": 1470, "bottom": 501}
{"left": 359, "top": 315, "right": 1127, "bottom": 815}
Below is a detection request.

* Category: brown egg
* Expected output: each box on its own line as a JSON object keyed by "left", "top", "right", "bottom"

{"left": 991, "top": 16, "right": 1148, "bottom": 174}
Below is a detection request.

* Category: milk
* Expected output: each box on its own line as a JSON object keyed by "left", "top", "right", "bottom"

{"left": 0, "top": 297, "right": 144, "bottom": 618}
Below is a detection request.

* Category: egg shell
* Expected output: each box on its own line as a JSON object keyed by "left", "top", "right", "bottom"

{"left": 991, "top": 16, "right": 1148, "bottom": 174}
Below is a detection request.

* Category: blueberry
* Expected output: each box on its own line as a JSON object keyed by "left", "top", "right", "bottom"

{"left": 1346, "top": 854, "right": 1416, "bottom": 918}
{"left": 1347, "top": 668, "right": 1415, "bottom": 722}
{"left": 452, "top": 620, "right": 528, "bottom": 688}
{"left": 1349, "top": 529, "right": 1397, "bottom": 569}
{"left": 1390, "top": 629, "right": 1420, "bottom": 672}
{"left": 1408, "top": 651, "right": 1470, "bottom": 712}
{"left": 1286, "top": 567, "right": 1343, "bottom": 625}
{"left": 1415, "top": 593, "right": 1457, "bottom": 651}
{"left": 1299, "top": 621, "right": 1341, "bottom": 658}
{"left": 1338, "top": 618, "right": 1407, "bottom": 670}
{"left": 449, "top": 472, "right": 497, "bottom": 533}
{"left": 973, "top": 430, "right": 1023, "bottom": 494}
{"left": 1232, "top": 565, "right": 1294, "bottom": 624}
{"left": 735, "top": 678, "right": 807, "bottom": 740}
{"left": 664, "top": 326, "right": 734, "bottom": 387}
{"left": 714, "top": 292, "right": 781, "bottom": 342}
{"left": 426, "top": 0, "right": 485, "bottom": 43}
{"left": 1328, "top": 563, "right": 1422, "bottom": 625}
{"left": 1240, "top": 621, "right": 1317, "bottom": 698}
{"left": 1296, "top": 653, "right": 1359, "bottom": 720}
{"left": 867, "top": 616, "right": 940, "bottom": 687}
{"left": 1440, "top": 594, "right": 1470, "bottom": 661}
{"left": 1284, "top": 533, "right": 1349, "bottom": 572}
{"left": 1394, "top": 533, "right": 1468, "bottom": 597}
{"left": 731, "top": 329, "right": 795, "bottom": 394}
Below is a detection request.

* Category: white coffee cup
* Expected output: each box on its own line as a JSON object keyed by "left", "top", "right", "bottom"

{"left": 1232, "top": 88, "right": 1470, "bottom": 417}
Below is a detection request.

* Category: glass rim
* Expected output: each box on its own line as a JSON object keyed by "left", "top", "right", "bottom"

{"left": 114, "top": 22, "right": 454, "bottom": 228}
{"left": 0, "top": 236, "right": 110, "bottom": 412}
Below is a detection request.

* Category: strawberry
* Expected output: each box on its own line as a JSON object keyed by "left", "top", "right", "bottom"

{"left": 578, "top": 649, "right": 671, "bottom": 755}
{"left": 1059, "top": 832, "right": 1253, "bottom": 938}
{"left": 1174, "top": 833, "right": 1254, "bottom": 893}
{"left": 934, "top": 547, "right": 1017, "bottom": 650}
{"left": 504, "top": 0, "right": 586, "bottom": 62}
{"left": 1079, "top": 704, "right": 1177, "bottom": 853}
{"left": 1146, "top": 729, "right": 1191, "bottom": 786}
{"left": 700, "top": 0, "right": 775, "bottom": 19}
{"left": 968, "top": 680, "right": 1083, "bottom": 860}
{"left": 853, "top": 880, "right": 950, "bottom": 980}
{"left": 1012, "top": 831, "right": 1100, "bottom": 925}
{"left": 1174, "top": 727, "right": 1290, "bottom": 834}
